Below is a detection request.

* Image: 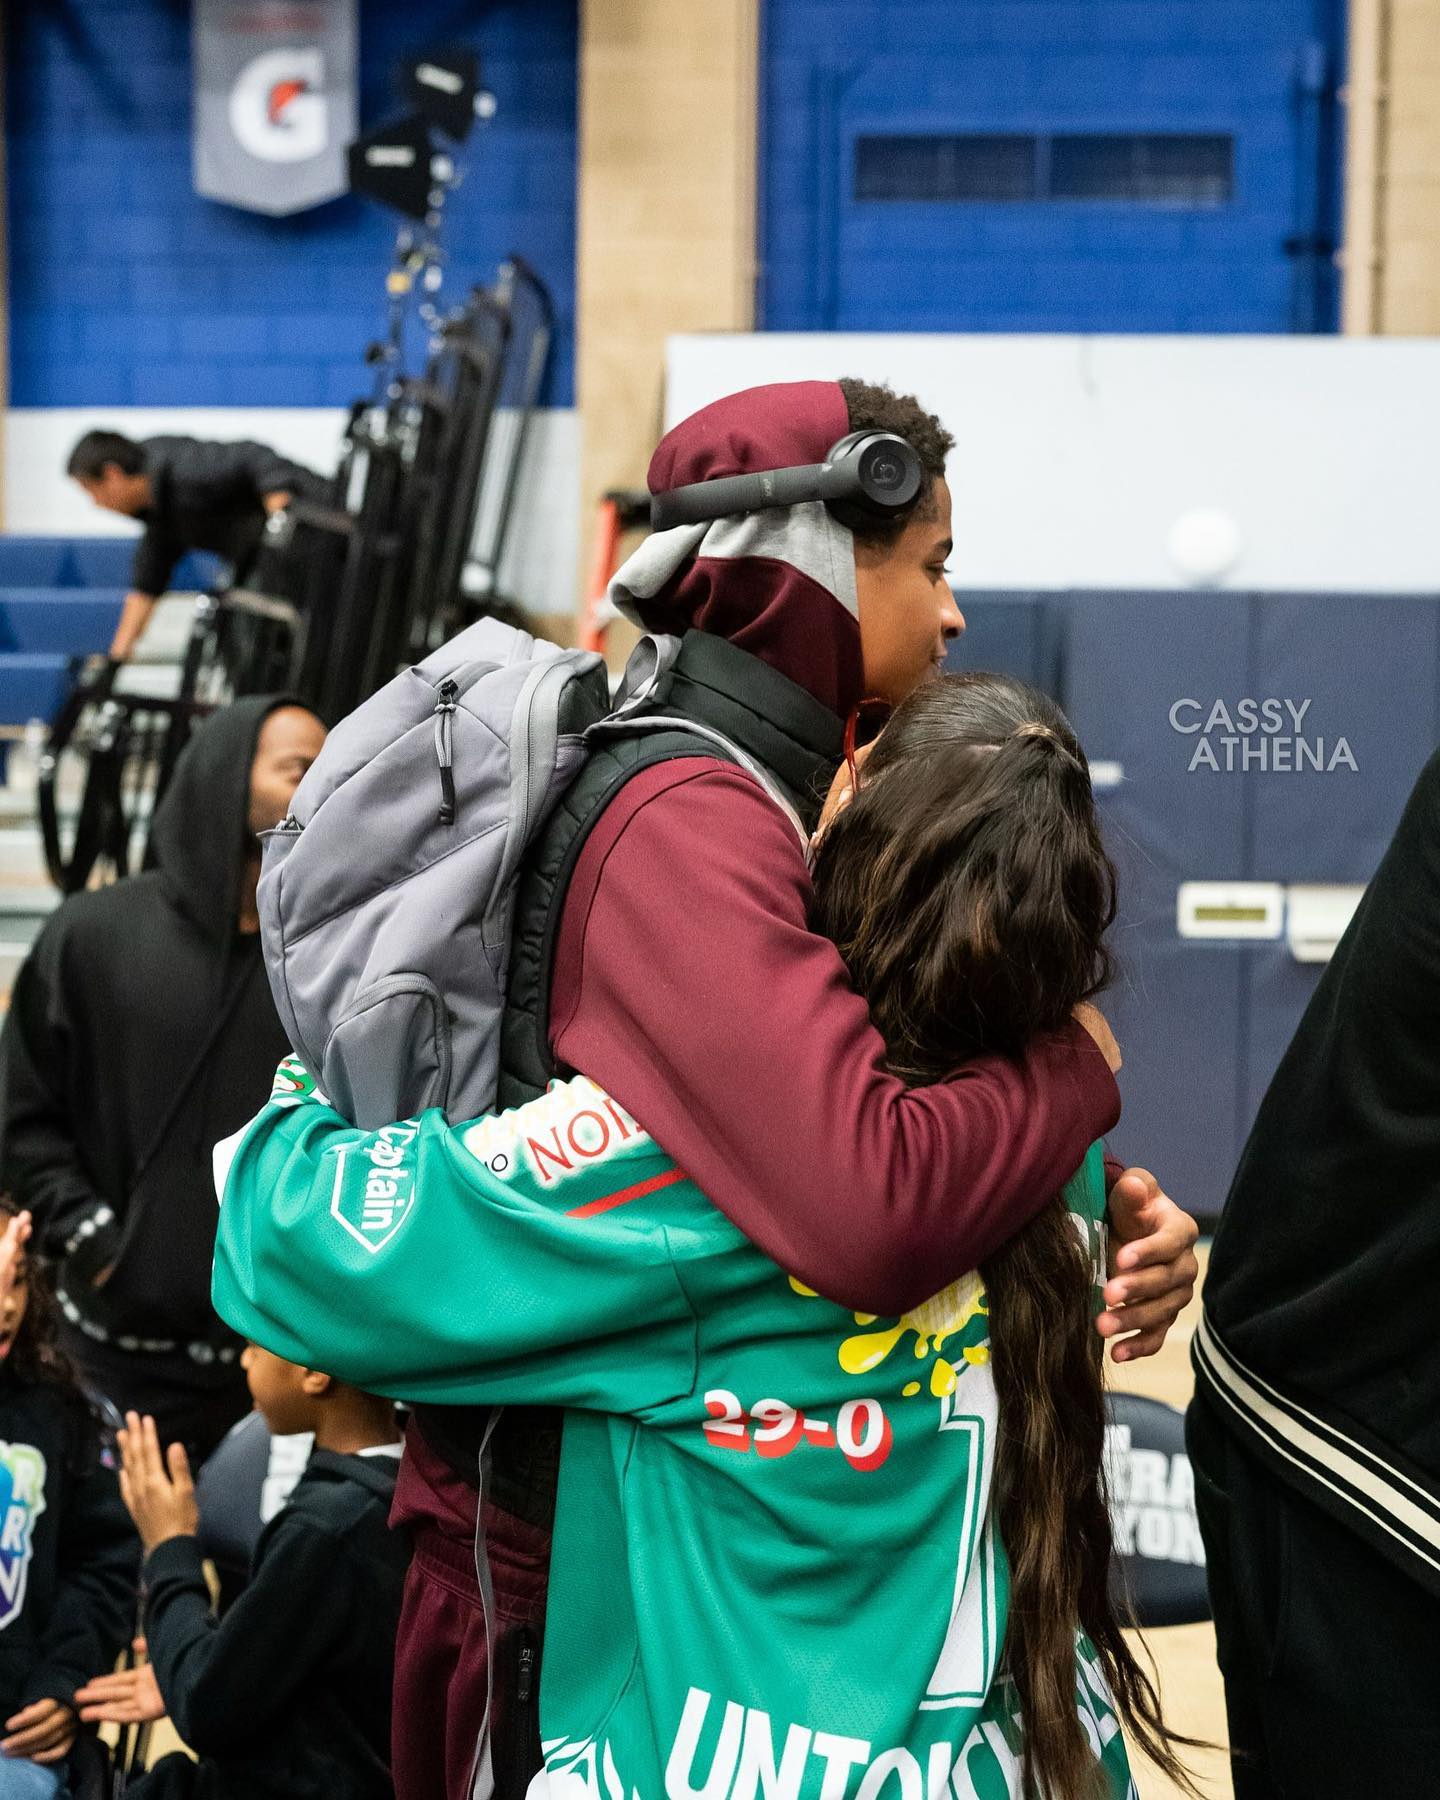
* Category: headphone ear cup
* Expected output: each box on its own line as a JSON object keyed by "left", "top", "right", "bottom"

{"left": 855, "top": 435, "right": 924, "bottom": 513}
{"left": 823, "top": 431, "right": 925, "bottom": 529}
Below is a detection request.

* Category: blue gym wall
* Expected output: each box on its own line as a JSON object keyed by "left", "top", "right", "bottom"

{"left": 763, "top": 0, "right": 1345, "bottom": 334}
{"left": 9, "top": 1, "right": 1347, "bottom": 407}
{"left": 5, "top": 0, "right": 578, "bottom": 410}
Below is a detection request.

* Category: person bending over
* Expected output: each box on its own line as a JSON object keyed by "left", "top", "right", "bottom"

{"left": 213, "top": 673, "right": 1200, "bottom": 1800}
{"left": 66, "top": 430, "right": 327, "bottom": 663}
{"left": 75, "top": 1347, "right": 407, "bottom": 1800}
{"left": 0, "top": 699, "right": 326, "bottom": 1465}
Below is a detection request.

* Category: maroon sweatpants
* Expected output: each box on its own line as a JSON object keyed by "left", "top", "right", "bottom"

{"left": 389, "top": 1420, "right": 551, "bottom": 1800}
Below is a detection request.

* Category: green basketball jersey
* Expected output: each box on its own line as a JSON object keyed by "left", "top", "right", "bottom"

{"left": 213, "top": 1061, "right": 1135, "bottom": 1800}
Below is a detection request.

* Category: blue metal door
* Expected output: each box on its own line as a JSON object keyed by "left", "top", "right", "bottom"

{"left": 763, "top": 0, "right": 1344, "bottom": 333}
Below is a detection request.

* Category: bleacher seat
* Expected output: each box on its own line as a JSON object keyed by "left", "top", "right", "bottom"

{"left": 0, "top": 653, "right": 74, "bottom": 727}
{"left": 0, "top": 539, "right": 222, "bottom": 755}
{"left": 0, "top": 536, "right": 222, "bottom": 592}
{"left": 196, "top": 1411, "right": 315, "bottom": 1592}
{"left": 0, "top": 588, "right": 125, "bottom": 655}
{"left": 62, "top": 538, "right": 136, "bottom": 588}
{"left": 0, "top": 538, "right": 75, "bottom": 587}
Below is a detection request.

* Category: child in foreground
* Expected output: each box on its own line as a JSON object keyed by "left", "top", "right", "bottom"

{"left": 75, "top": 1346, "right": 408, "bottom": 1800}
{"left": 0, "top": 1205, "right": 137, "bottom": 1798}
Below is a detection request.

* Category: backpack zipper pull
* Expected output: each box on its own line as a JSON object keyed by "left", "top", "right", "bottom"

{"left": 516, "top": 1629, "right": 536, "bottom": 1705}
{"left": 434, "top": 678, "right": 459, "bottom": 825}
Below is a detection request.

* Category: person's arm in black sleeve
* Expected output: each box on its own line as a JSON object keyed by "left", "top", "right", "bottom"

{"left": 141, "top": 1510, "right": 349, "bottom": 1754}
{"left": 110, "top": 527, "right": 175, "bottom": 661}
{"left": 225, "top": 440, "right": 317, "bottom": 507}
{"left": 0, "top": 924, "right": 122, "bottom": 1280}
{"left": 129, "top": 524, "right": 174, "bottom": 602}
{"left": 23, "top": 1423, "right": 140, "bottom": 1709}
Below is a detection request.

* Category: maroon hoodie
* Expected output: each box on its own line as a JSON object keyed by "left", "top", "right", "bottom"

{"left": 391, "top": 381, "right": 1121, "bottom": 1800}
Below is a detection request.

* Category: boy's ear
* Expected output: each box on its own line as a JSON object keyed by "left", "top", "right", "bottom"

{"left": 300, "top": 1369, "right": 334, "bottom": 1398}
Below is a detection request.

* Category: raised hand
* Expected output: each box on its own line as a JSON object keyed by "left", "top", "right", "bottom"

{"left": 117, "top": 1414, "right": 199, "bottom": 1552}
{"left": 0, "top": 1211, "right": 32, "bottom": 1317}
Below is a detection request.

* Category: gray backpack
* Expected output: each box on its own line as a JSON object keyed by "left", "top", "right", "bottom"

{"left": 258, "top": 616, "right": 803, "bottom": 1130}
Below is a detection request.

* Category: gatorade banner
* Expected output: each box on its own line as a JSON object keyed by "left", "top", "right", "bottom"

{"left": 193, "top": 0, "right": 356, "bottom": 216}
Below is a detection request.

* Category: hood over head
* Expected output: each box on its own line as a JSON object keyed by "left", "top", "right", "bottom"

{"left": 150, "top": 693, "right": 313, "bottom": 942}
{"left": 608, "top": 381, "right": 865, "bottom": 719}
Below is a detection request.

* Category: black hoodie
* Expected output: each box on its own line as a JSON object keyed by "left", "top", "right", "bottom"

{"left": 0, "top": 699, "right": 298, "bottom": 1368}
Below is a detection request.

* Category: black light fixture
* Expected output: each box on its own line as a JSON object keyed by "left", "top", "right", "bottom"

{"left": 403, "top": 47, "right": 490, "bottom": 143}
{"left": 347, "top": 113, "right": 442, "bottom": 220}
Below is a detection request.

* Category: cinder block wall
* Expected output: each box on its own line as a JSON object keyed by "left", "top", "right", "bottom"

{"left": 574, "top": 0, "right": 758, "bottom": 644}
{"left": 4, "top": 1, "right": 578, "bottom": 408}
{"left": 1346, "top": 0, "right": 1440, "bottom": 331}
{"left": 1365, "top": 0, "right": 1440, "bottom": 330}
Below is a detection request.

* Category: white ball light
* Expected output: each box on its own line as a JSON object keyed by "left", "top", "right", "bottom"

{"left": 1167, "top": 507, "right": 1242, "bottom": 587}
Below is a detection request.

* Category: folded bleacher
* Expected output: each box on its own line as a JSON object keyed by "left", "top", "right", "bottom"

{"left": 0, "top": 537, "right": 217, "bottom": 743}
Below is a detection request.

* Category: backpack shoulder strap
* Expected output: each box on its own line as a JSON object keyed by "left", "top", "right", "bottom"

{"left": 498, "top": 633, "right": 811, "bottom": 1109}
{"left": 587, "top": 714, "right": 808, "bottom": 848}
{"left": 497, "top": 724, "right": 738, "bottom": 1110}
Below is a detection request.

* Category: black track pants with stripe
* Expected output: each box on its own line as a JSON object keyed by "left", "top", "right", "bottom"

{"left": 1187, "top": 1392, "right": 1440, "bottom": 1799}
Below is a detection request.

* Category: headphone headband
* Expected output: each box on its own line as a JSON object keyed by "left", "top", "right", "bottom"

{"left": 650, "top": 430, "right": 925, "bottom": 533}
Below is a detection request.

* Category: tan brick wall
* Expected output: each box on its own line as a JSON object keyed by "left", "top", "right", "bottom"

{"left": 1344, "top": 0, "right": 1440, "bottom": 332}
{"left": 573, "top": 0, "right": 758, "bottom": 649}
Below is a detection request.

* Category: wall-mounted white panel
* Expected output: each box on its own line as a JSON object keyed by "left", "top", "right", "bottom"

{"left": 1177, "top": 881, "right": 1285, "bottom": 941}
{"left": 667, "top": 335, "right": 1440, "bottom": 594}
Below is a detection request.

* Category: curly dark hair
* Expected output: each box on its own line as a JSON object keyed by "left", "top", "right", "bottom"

{"left": 836, "top": 376, "right": 955, "bottom": 546}
{"left": 0, "top": 1201, "right": 106, "bottom": 1461}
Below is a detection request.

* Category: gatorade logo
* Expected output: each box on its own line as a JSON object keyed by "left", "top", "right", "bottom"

{"left": 330, "top": 1122, "right": 421, "bottom": 1255}
{"left": 230, "top": 49, "right": 329, "bottom": 164}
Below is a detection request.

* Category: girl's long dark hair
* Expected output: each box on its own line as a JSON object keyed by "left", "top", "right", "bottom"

{"left": 811, "top": 673, "right": 1195, "bottom": 1799}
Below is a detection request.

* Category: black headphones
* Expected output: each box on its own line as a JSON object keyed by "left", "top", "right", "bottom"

{"left": 649, "top": 430, "right": 924, "bottom": 532}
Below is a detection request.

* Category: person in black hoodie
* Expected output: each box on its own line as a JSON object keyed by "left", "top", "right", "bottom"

{"left": 1190, "top": 745, "right": 1440, "bottom": 1798}
{"left": 74, "top": 1344, "right": 406, "bottom": 1800}
{"left": 0, "top": 1203, "right": 139, "bottom": 1794}
{"left": 0, "top": 698, "right": 327, "bottom": 1467}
